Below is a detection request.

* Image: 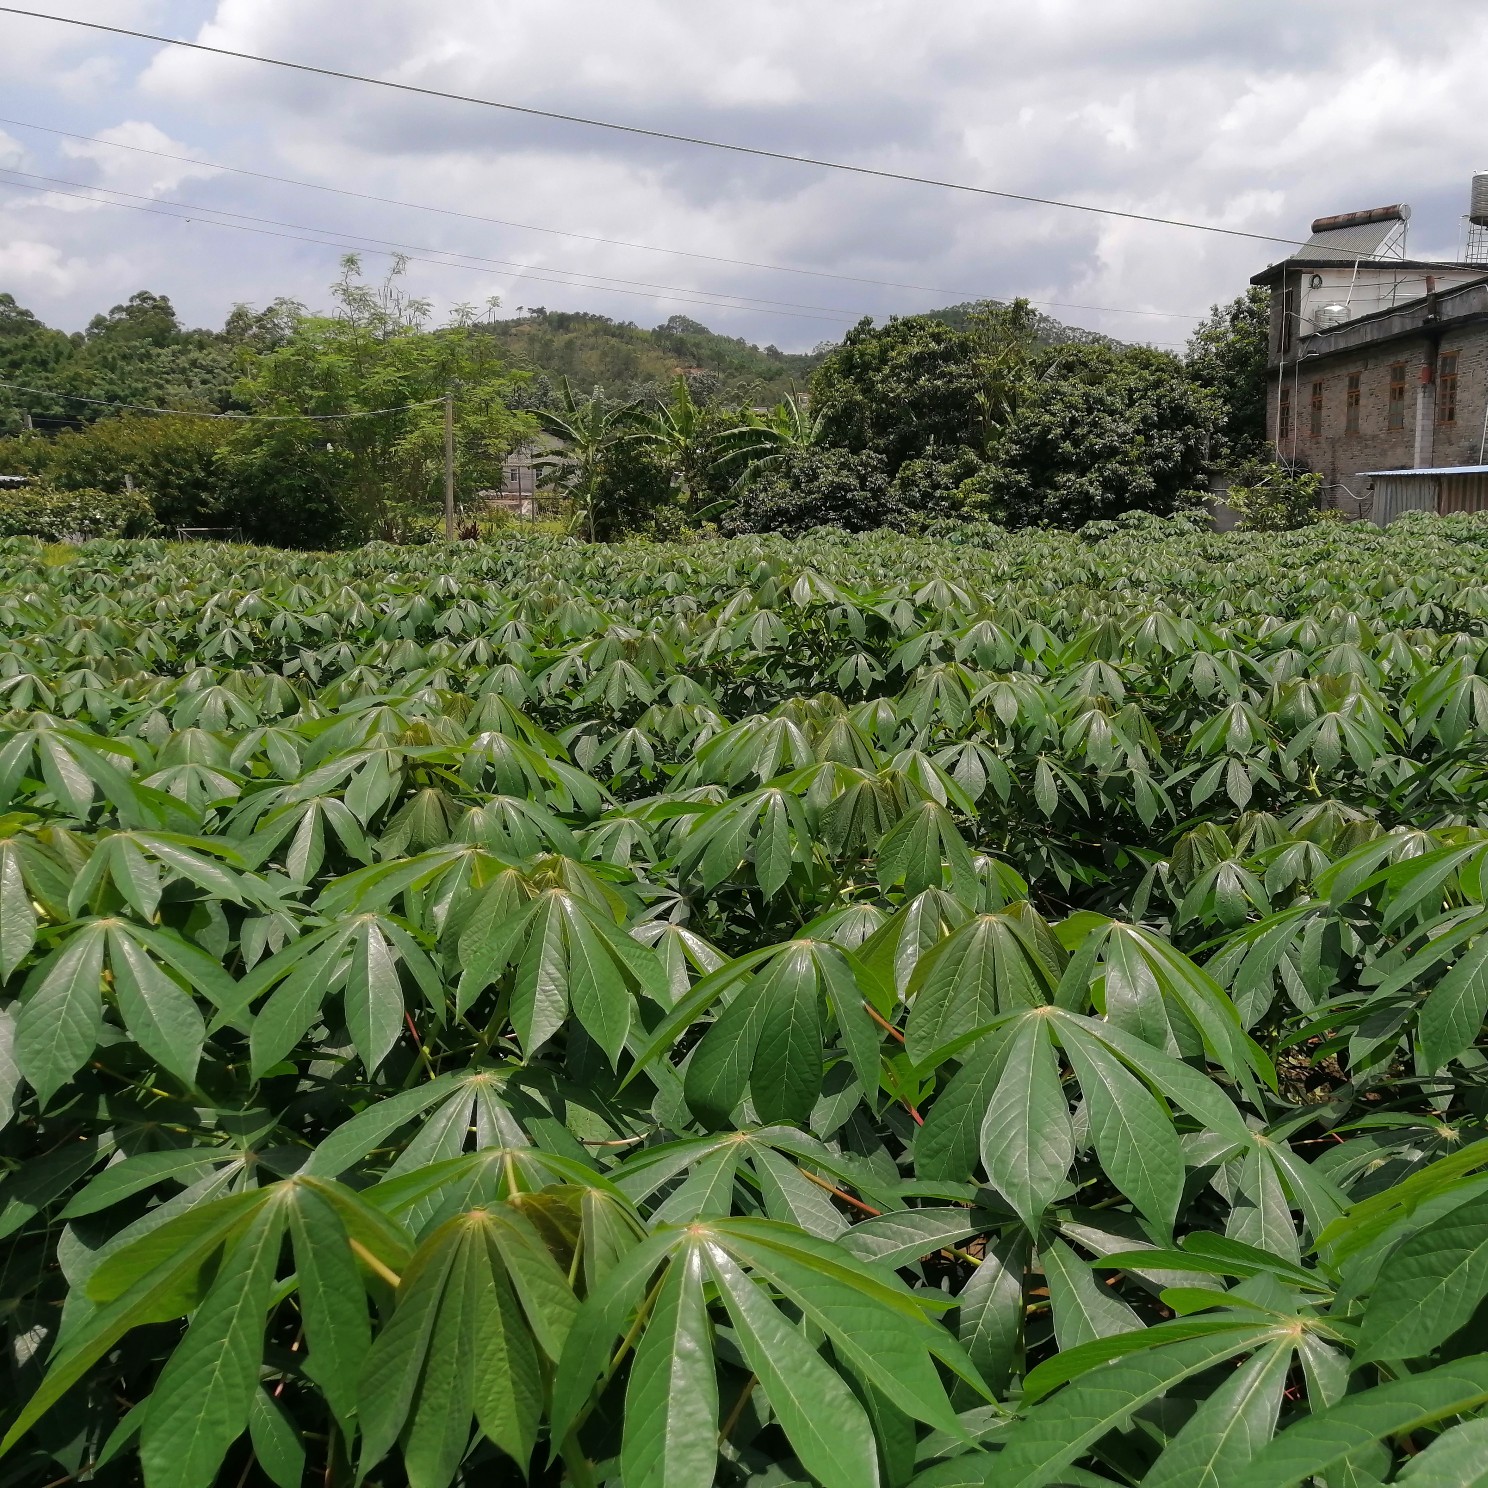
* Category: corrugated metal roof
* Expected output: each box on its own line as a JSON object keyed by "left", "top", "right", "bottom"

{"left": 1359, "top": 466, "right": 1488, "bottom": 476}
{"left": 1291, "top": 221, "right": 1404, "bottom": 260}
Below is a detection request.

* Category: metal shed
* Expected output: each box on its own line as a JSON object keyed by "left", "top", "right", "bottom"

{"left": 1358, "top": 466, "right": 1488, "bottom": 525}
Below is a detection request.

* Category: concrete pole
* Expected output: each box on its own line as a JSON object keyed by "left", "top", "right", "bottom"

{"left": 443, "top": 390, "right": 455, "bottom": 540}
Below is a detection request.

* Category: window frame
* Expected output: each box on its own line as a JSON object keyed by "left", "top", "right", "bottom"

{"left": 1279, "top": 383, "right": 1293, "bottom": 441}
{"left": 1309, "top": 379, "right": 1325, "bottom": 438}
{"left": 1438, "top": 352, "right": 1459, "bottom": 425}
{"left": 1345, "top": 371, "right": 1361, "bottom": 435}
{"left": 1387, "top": 362, "right": 1408, "bottom": 432}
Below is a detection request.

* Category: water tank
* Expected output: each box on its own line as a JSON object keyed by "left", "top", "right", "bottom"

{"left": 1471, "top": 171, "right": 1488, "bottom": 227}
{"left": 1314, "top": 303, "right": 1350, "bottom": 332}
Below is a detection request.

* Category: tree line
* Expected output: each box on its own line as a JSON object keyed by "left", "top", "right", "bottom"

{"left": 0, "top": 256, "right": 1271, "bottom": 546}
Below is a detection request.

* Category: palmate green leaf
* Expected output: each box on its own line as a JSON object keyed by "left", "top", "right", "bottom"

{"left": 620, "top": 1241, "right": 718, "bottom": 1488}
{"left": 979, "top": 1013, "right": 1073, "bottom": 1234}
{"left": 1356, "top": 1186, "right": 1488, "bottom": 1362}
{"left": 0, "top": 837, "right": 37, "bottom": 979}
{"left": 457, "top": 887, "right": 666, "bottom": 1064}
{"left": 904, "top": 910, "right": 1061, "bottom": 1067}
{"left": 1040, "top": 1237, "right": 1139, "bottom": 1349}
{"left": 683, "top": 939, "right": 883, "bottom": 1129}
{"left": 1232, "top": 1354, "right": 1488, "bottom": 1488}
{"left": 1140, "top": 1335, "right": 1293, "bottom": 1488}
{"left": 705, "top": 1243, "right": 882, "bottom": 1488}
{"left": 994, "top": 1329, "right": 1285, "bottom": 1488}
{"left": 138, "top": 1196, "right": 287, "bottom": 1488}
{"left": 1055, "top": 1018, "right": 1184, "bottom": 1231}
{"left": 14, "top": 919, "right": 106, "bottom": 1106}
{"left": 1418, "top": 924, "right": 1488, "bottom": 1072}
{"left": 357, "top": 1204, "right": 567, "bottom": 1484}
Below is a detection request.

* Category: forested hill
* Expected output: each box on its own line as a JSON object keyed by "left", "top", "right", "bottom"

{"left": 481, "top": 309, "right": 828, "bottom": 402}
{"left": 485, "top": 302, "right": 1116, "bottom": 402}
{"left": 0, "top": 283, "right": 1123, "bottom": 432}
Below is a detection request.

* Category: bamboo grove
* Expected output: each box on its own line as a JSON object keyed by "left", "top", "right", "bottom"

{"left": 3, "top": 512, "right": 1488, "bottom": 1487}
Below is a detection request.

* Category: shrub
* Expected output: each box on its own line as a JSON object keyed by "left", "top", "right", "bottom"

{"left": 725, "top": 445, "right": 896, "bottom": 535}
{"left": 0, "top": 481, "right": 153, "bottom": 540}
{"left": 1225, "top": 458, "right": 1324, "bottom": 531}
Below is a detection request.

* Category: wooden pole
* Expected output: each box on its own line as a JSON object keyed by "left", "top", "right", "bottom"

{"left": 443, "top": 390, "right": 455, "bottom": 540}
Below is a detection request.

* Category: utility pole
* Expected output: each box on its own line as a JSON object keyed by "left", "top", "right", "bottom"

{"left": 443, "top": 390, "right": 455, "bottom": 540}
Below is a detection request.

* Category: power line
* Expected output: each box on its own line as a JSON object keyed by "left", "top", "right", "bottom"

{"left": 0, "top": 172, "right": 859, "bottom": 325}
{"left": 0, "top": 166, "right": 863, "bottom": 318}
{"left": 0, "top": 378, "right": 445, "bottom": 419}
{"left": 0, "top": 116, "right": 1208, "bottom": 323}
{"left": 0, "top": 5, "right": 1310, "bottom": 251}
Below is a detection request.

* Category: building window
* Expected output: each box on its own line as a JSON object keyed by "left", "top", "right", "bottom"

{"left": 1279, "top": 284, "right": 1297, "bottom": 355}
{"left": 1310, "top": 379, "right": 1324, "bottom": 437}
{"left": 1439, "top": 352, "right": 1458, "bottom": 424}
{"left": 1345, "top": 372, "right": 1361, "bottom": 434}
{"left": 1278, "top": 385, "right": 1292, "bottom": 441}
{"left": 1387, "top": 363, "right": 1407, "bottom": 431}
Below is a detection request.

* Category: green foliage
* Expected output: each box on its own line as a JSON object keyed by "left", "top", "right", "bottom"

{"left": 0, "top": 480, "right": 153, "bottom": 540}
{"left": 5, "top": 457, "right": 1488, "bottom": 1488}
{"left": 726, "top": 444, "right": 895, "bottom": 535}
{"left": 1226, "top": 459, "right": 1326, "bottom": 532}
{"left": 0, "top": 416, "right": 233, "bottom": 532}
{"left": 970, "top": 343, "right": 1220, "bottom": 528}
{"left": 483, "top": 308, "right": 825, "bottom": 404}
{"left": 810, "top": 313, "right": 988, "bottom": 473}
{"left": 1186, "top": 287, "right": 1271, "bottom": 462}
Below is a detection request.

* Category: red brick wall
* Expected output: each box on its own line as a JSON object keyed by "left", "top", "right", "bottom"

{"left": 1267, "top": 325, "right": 1488, "bottom": 499}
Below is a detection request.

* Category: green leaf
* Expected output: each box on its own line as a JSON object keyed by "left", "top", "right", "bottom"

{"left": 706, "top": 1243, "right": 881, "bottom": 1488}
{"left": 286, "top": 1182, "right": 370, "bottom": 1431}
{"left": 1397, "top": 1419, "right": 1488, "bottom": 1484}
{"left": 138, "top": 1195, "right": 287, "bottom": 1488}
{"left": 905, "top": 913, "right": 1057, "bottom": 1067}
{"left": 1357, "top": 1186, "right": 1488, "bottom": 1362}
{"left": 979, "top": 1014, "right": 1072, "bottom": 1234}
{"left": 684, "top": 975, "right": 770, "bottom": 1130}
{"left": 995, "top": 1331, "right": 1282, "bottom": 1488}
{"left": 14, "top": 921, "right": 106, "bottom": 1106}
{"left": 0, "top": 839, "right": 37, "bottom": 979}
{"left": 957, "top": 1231, "right": 1027, "bottom": 1396}
{"left": 1041, "top": 1237, "right": 1140, "bottom": 1350}
{"left": 344, "top": 917, "right": 405, "bottom": 1074}
{"left": 914, "top": 1026, "right": 1011, "bottom": 1182}
{"left": 108, "top": 925, "right": 206, "bottom": 1087}
{"left": 751, "top": 943, "right": 824, "bottom": 1125}
{"left": 1057, "top": 1017, "right": 1183, "bottom": 1231}
{"left": 247, "top": 1389, "right": 306, "bottom": 1488}
{"left": 357, "top": 1218, "right": 462, "bottom": 1476}
{"left": 621, "top": 1240, "right": 718, "bottom": 1488}
{"left": 839, "top": 1208, "right": 986, "bottom": 1269}
{"left": 1140, "top": 1336, "right": 1292, "bottom": 1488}
{"left": 1419, "top": 928, "right": 1488, "bottom": 1072}
{"left": 1233, "top": 1355, "right": 1488, "bottom": 1488}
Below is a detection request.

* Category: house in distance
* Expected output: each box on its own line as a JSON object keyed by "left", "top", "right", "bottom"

{"left": 1253, "top": 181, "right": 1488, "bottom": 522}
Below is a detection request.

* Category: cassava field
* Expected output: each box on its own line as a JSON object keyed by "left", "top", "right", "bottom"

{"left": 4, "top": 513, "right": 1488, "bottom": 1488}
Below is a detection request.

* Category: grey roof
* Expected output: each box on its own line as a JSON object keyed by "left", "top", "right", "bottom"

{"left": 1291, "top": 220, "right": 1404, "bottom": 261}
{"left": 1359, "top": 466, "right": 1488, "bottom": 477}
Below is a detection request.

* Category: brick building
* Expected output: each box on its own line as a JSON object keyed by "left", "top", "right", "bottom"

{"left": 1253, "top": 201, "right": 1488, "bottom": 518}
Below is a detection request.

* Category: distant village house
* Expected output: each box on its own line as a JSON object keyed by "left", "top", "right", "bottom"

{"left": 1254, "top": 181, "right": 1488, "bottom": 521}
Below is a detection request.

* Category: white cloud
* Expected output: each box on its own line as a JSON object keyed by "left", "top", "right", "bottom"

{"left": 2, "top": 0, "right": 1486, "bottom": 345}
{"left": 61, "top": 120, "right": 221, "bottom": 197}
{"left": 0, "top": 239, "right": 84, "bottom": 294}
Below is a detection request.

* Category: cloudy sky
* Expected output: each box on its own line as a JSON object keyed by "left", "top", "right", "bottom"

{"left": 1, "top": 0, "right": 1485, "bottom": 352}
